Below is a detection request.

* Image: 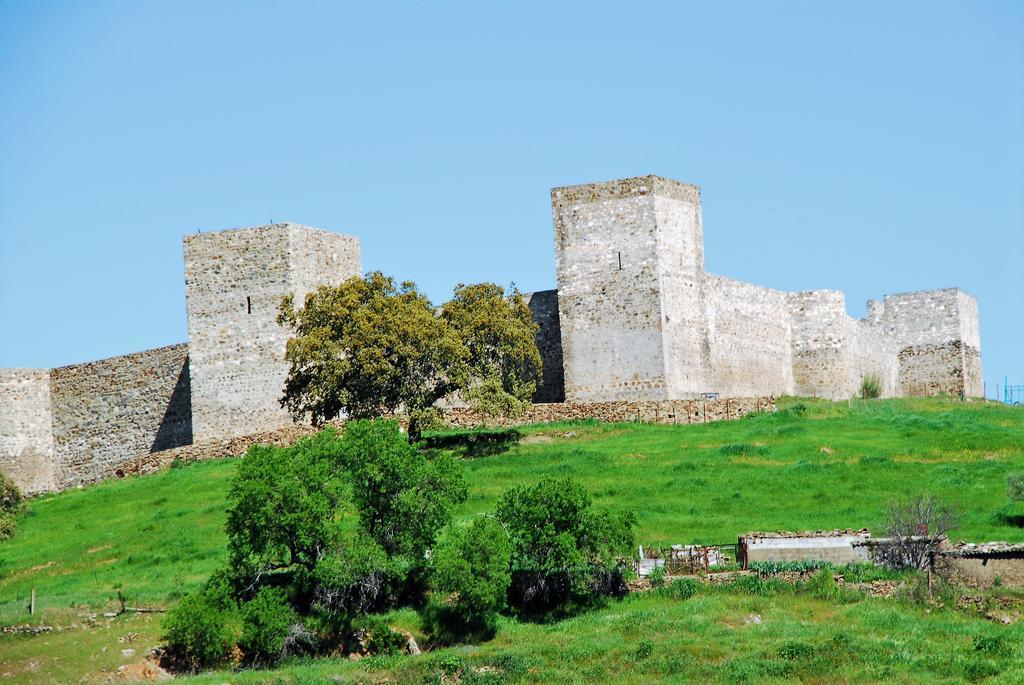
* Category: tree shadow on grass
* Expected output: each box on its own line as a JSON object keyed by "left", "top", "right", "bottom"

{"left": 993, "top": 505, "right": 1024, "bottom": 528}
{"left": 420, "top": 429, "right": 522, "bottom": 458}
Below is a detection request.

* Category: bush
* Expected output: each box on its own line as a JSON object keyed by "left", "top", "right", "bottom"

{"left": 647, "top": 565, "right": 666, "bottom": 588}
{"left": 1008, "top": 472, "right": 1024, "bottom": 502}
{"left": 497, "top": 477, "right": 635, "bottom": 617}
{"left": 239, "top": 587, "right": 296, "bottom": 666}
{"left": 0, "top": 473, "right": 25, "bottom": 541}
{"left": 804, "top": 568, "right": 840, "bottom": 601}
{"left": 665, "top": 577, "right": 700, "bottom": 600}
{"left": 859, "top": 374, "right": 882, "bottom": 399}
{"left": 777, "top": 640, "right": 815, "bottom": 660}
{"left": 352, "top": 616, "right": 408, "bottom": 656}
{"left": 340, "top": 419, "right": 468, "bottom": 560}
{"left": 226, "top": 429, "right": 348, "bottom": 581}
{"left": 161, "top": 579, "right": 238, "bottom": 671}
{"left": 311, "top": 533, "right": 395, "bottom": 627}
{"left": 425, "top": 517, "right": 512, "bottom": 642}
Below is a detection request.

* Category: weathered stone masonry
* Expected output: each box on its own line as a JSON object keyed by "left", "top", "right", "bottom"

{"left": 552, "top": 175, "right": 982, "bottom": 402}
{"left": 0, "top": 176, "right": 983, "bottom": 494}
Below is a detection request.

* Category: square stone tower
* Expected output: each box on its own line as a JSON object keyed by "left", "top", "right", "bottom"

{"left": 552, "top": 175, "right": 710, "bottom": 401}
{"left": 878, "top": 288, "right": 983, "bottom": 397}
{"left": 184, "top": 223, "right": 361, "bottom": 441}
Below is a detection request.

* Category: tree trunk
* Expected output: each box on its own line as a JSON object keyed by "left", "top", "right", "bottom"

{"left": 407, "top": 417, "right": 422, "bottom": 444}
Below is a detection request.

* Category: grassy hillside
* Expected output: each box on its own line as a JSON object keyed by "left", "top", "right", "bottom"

{"left": 1, "top": 397, "right": 1023, "bottom": 683}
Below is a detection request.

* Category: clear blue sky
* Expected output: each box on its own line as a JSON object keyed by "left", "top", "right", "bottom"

{"left": 1, "top": 1, "right": 1022, "bottom": 397}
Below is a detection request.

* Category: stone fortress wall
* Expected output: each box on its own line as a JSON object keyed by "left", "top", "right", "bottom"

{"left": 0, "top": 176, "right": 984, "bottom": 494}
{"left": 552, "top": 175, "right": 982, "bottom": 403}
{"left": 184, "top": 224, "right": 361, "bottom": 442}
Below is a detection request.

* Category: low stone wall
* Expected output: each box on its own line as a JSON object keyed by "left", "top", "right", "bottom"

{"left": 113, "top": 420, "right": 345, "bottom": 480}
{"left": 64, "top": 397, "right": 773, "bottom": 490}
{"left": 934, "top": 556, "right": 1024, "bottom": 588}
{"left": 440, "top": 396, "right": 775, "bottom": 429}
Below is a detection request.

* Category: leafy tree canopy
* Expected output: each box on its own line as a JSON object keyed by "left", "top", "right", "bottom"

{"left": 339, "top": 419, "right": 467, "bottom": 558}
{"left": 496, "top": 477, "right": 636, "bottom": 615}
{"left": 278, "top": 273, "right": 541, "bottom": 440}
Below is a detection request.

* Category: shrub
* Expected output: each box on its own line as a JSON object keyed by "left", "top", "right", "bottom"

{"left": 353, "top": 616, "right": 408, "bottom": 656}
{"left": 884, "top": 494, "right": 960, "bottom": 570}
{"left": 497, "top": 477, "right": 635, "bottom": 617}
{"left": 719, "top": 443, "right": 768, "bottom": 456}
{"left": 973, "top": 634, "right": 1009, "bottom": 656}
{"left": 238, "top": 587, "right": 296, "bottom": 666}
{"left": 647, "top": 565, "right": 666, "bottom": 588}
{"left": 787, "top": 403, "right": 808, "bottom": 416}
{"left": 161, "top": 579, "right": 238, "bottom": 671}
{"left": 777, "top": 640, "right": 814, "bottom": 660}
{"left": 665, "top": 577, "right": 700, "bottom": 600}
{"left": 340, "top": 419, "right": 468, "bottom": 560}
{"left": 311, "top": 533, "right": 394, "bottom": 626}
{"left": 1008, "top": 473, "right": 1024, "bottom": 502}
{"left": 425, "top": 517, "right": 512, "bottom": 642}
{"left": 860, "top": 374, "right": 882, "bottom": 399}
{"left": 0, "top": 473, "right": 25, "bottom": 541}
{"left": 804, "top": 568, "right": 840, "bottom": 601}
{"left": 225, "top": 429, "right": 348, "bottom": 581}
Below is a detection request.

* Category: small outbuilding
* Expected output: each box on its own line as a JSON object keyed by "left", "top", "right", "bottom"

{"left": 738, "top": 529, "right": 872, "bottom": 567}
{"left": 934, "top": 542, "right": 1024, "bottom": 588}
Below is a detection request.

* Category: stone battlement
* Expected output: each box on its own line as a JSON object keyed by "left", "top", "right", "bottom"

{"left": 0, "top": 177, "right": 983, "bottom": 494}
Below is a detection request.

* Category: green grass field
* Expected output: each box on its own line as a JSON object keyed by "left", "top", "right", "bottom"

{"left": 2, "top": 397, "right": 1023, "bottom": 683}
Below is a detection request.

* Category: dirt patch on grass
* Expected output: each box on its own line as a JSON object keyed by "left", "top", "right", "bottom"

{"left": 86, "top": 544, "right": 113, "bottom": 554}
{"left": 521, "top": 435, "right": 555, "bottom": 445}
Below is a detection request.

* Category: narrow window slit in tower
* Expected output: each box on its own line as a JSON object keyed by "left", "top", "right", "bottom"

{"left": 617, "top": 251, "right": 622, "bottom": 270}
{"left": 246, "top": 296, "right": 252, "bottom": 314}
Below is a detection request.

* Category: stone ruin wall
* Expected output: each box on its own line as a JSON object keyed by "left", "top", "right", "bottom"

{"left": 786, "top": 289, "right": 900, "bottom": 400}
{"left": 522, "top": 290, "right": 565, "bottom": 403}
{"left": 441, "top": 396, "right": 775, "bottom": 429}
{"left": 0, "top": 370, "right": 55, "bottom": 495}
{"left": 184, "top": 224, "right": 360, "bottom": 443}
{"left": 0, "top": 177, "right": 984, "bottom": 495}
{"left": 877, "top": 288, "right": 983, "bottom": 398}
{"left": 48, "top": 343, "right": 192, "bottom": 489}
{"left": 704, "top": 274, "right": 794, "bottom": 397}
{"left": 79, "top": 397, "right": 778, "bottom": 484}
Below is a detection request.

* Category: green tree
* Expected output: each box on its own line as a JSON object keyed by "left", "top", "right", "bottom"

{"left": 0, "top": 473, "right": 25, "bottom": 540}
{"left": 340, "top": 419, "right": 467, "bottom": 558}
{"left": 161, "top": 575, "right": 238, "bottom": 671}
{"left": 441, "top": 282, "right": 541, "bottom": 420}
{"left": 497, "top": 477, "right": 636, "bottom": 616}
{"left": 425, "top": 516, "right": 513, "bottom": 641}
{"left": 225, "top": 430, "right": 348, "bottom": 584}
{"left": 238, "top": 587, "right": 296, "bottom": 666}
{"left": 278, "top": 273, "right": 541, "bottom": 441}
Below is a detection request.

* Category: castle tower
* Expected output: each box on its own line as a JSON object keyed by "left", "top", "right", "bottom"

{"left": 552, "top": 175, "right": 710, "bottom": 401}
{"left": 184, "top": 223, "right": 361, "bottom": 441}
{"left": 878, "top": 288, "right": 983, "bottom": 397}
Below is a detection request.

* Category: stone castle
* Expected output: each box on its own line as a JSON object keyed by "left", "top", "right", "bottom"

{"left": 0, "top": 175, "right": 983, "bottom": 494}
